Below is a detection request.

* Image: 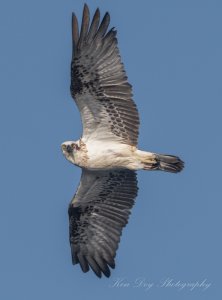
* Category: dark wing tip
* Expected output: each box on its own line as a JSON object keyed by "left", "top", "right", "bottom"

{"left": 94, "top": 8, "right": 101, "bottom": 22}
{"left": 95, "top": 11, "right": 110, "bottom": 39}
{"left": 72, "top": 5, "right": 112, "bottom": 57}
{"left": 83, "top": 3, "right": 90, "bottom": 20}
{"left": 87, "top": 256, "right": 102, "bottom": 278}
{"left": 86, "top": 255, "right": 113, "bottom": 278}
{"left": 72, "top": 250, "right": 114, "bottom": 278}
{"left": 72, "top": 13, "right": 79, "bottom": 58}
{"left": 104, "top": 11, "right": 110, "bottom": 22}
{"left": 72, "top": 13, "right": 79, "bottom": 44}
{"left": 78, "top": 3, "right": 90, "bottom": 48}
{"left": 78, "top": 253, "right": 90, "bottom": 273}
{"left": 103, "top": 268, "right": 111, "bottom": 278}
{"left": 86, "top": 7, "right": 100, "bottom": 43}
{"left": 95, "top": 7, "right": 100, "bottom": 16}
{"left": 83, "top": 3, "right": 89, "bottom": 11}
{"left": 108, "top": 261, "right": 115, "bottom": 269}
{"left": 102, "top": 11, "right": 110, "bottom": 29}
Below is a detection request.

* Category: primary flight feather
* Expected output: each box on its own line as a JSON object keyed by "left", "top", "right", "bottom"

{"left": 61, "top": 4, "right": 184, "bottom": 278}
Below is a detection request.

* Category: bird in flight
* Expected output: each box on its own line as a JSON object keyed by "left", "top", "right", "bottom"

{"left": 61, "top": 4, "right": 184, "bottom": 278}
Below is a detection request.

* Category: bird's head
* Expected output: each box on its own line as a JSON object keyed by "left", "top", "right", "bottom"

{"left": 61, "top": 141, "right": 80, "bottom": 164}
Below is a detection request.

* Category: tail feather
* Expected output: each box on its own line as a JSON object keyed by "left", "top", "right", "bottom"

{"left": 155, "top": 154, "right": 184, "bottom": 173}
{"left": 142, "top": 153, "right": 184, "bottom": 173}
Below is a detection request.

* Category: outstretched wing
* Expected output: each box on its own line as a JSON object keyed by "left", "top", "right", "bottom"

{"left": 71, "top": 4, "right": 140, "bottom": 146}
{"left": 68, "top": 169, "right": 138, "bottom": 278}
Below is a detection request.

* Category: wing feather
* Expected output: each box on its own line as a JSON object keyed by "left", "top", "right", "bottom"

{"left": 87, "top": 8, "right": 100, "bottom": 43}
{"left": 72, "top": 13, "right": 79, "bottom": 58}
{"left": 78, "top": 4, "right": 90, "bottom": 50}
{"left": 77, "top": 253, "right": 89, "bottom": 273}
{"left": 94, "top": 12, "right": 110, "bottom": 39}
{"left": 70, "top": 4, "right": 140, "bottom": 146}
{"left": 68, "top": 169, "right": 138, "bottom": 278}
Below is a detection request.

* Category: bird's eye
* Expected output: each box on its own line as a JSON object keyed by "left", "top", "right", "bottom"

{"left": 66, "top": 145, "right": 72, "bottom": 153}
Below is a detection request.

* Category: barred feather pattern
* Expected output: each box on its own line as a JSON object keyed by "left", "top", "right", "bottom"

{"left": 71, "top": 4, "right": 140, "bottom": 146}
{"left": 69, "top": 169, "right": 138, "bottom": 278}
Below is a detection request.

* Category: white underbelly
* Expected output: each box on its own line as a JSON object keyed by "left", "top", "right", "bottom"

{"left": 86, "top": 141, "right": 135, "bottom": 170}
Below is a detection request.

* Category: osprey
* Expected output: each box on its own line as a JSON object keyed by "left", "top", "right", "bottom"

{"left": 61, "top": 4, "right": 184, "bottom": 278}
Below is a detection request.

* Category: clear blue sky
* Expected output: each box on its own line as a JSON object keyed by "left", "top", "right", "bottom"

{"left": 0, "top": 0, "right": 221, "bottom": 299}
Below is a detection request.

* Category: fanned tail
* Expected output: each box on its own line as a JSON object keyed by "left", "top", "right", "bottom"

{"left": 142, "top": 153, "right": 184, "bottom": 173}
{"left": 155, "top": 154, "right": 184, "bottom": 173}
